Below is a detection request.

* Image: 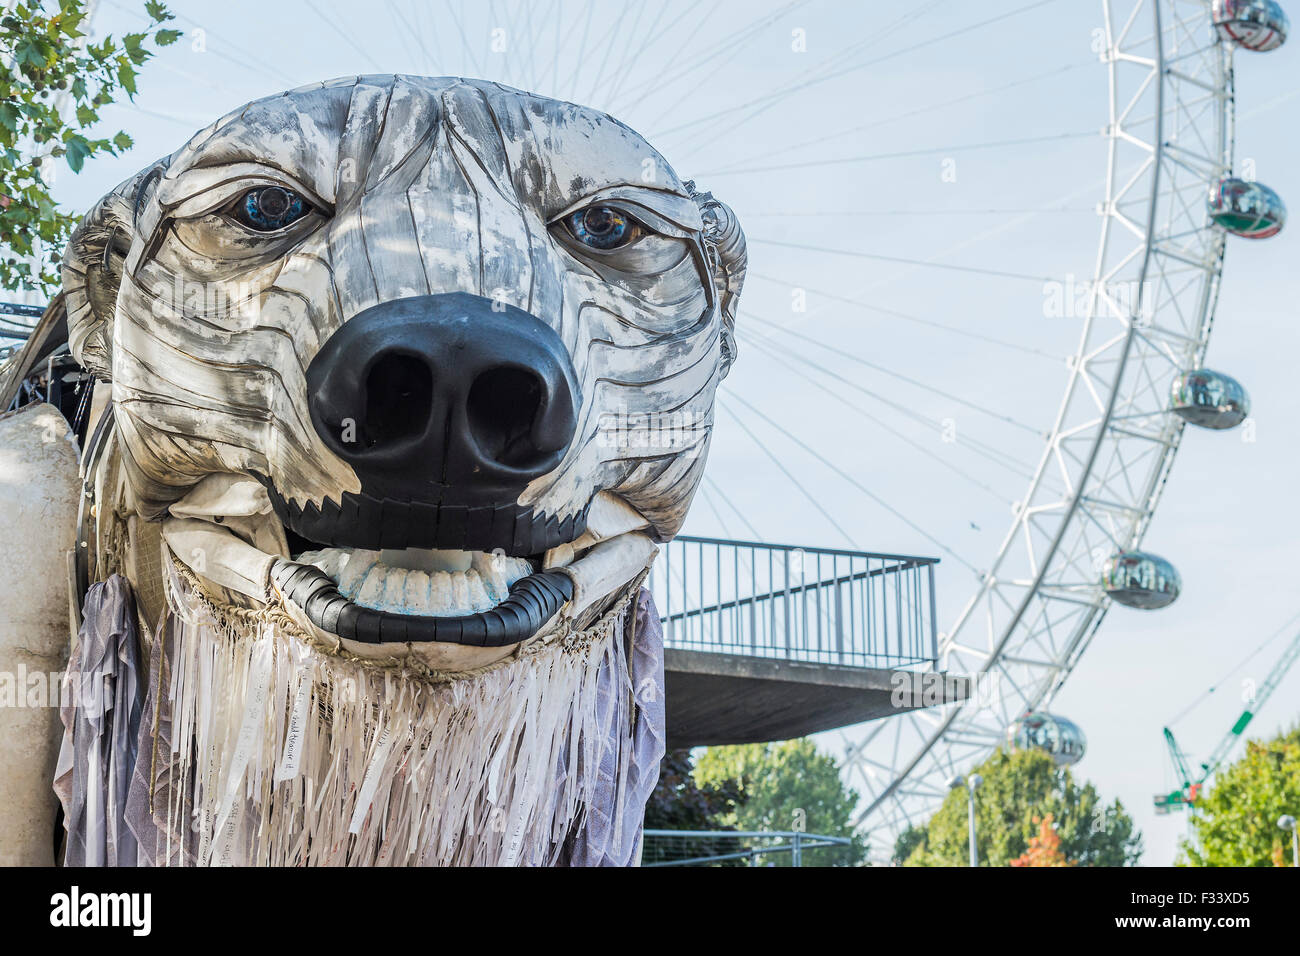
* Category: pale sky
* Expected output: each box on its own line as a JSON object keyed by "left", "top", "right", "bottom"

{"left": 50, "top": 0, "right": 1300, "bottom": 865}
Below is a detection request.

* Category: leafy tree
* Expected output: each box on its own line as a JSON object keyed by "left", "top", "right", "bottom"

{"left": 694, "top": 738, "right": 866, "bottom": 865}
{"left": 644, "top": 748, "right": 740, "bottom": 831}
{"left": 892, "top": 824, "right": 927, "bottom": 865}
{"left": 1010, "top": 814, "right": 1070, "bottom": 867}
{"left": 902, "top": 748, "right": 1142, "bottom": 867}
{"left": 1, "top": 0, "right": 180, "bottom": 293}
{"left": 1179, "top": 726, "right": 1300, "bottom": 867}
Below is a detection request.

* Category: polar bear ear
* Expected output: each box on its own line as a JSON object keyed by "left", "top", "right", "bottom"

{"left": 688, "top": 183, "right": 747, "bottom": 377}
{"left": 62, "top": 162, "right": 165, "bottom": 380}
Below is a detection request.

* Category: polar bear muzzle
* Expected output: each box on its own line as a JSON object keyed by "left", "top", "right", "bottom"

{"left": 288, "top": 291, "right": 583, "bottom": 555}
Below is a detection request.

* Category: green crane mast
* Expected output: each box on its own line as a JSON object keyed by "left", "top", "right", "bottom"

{"left": 1154, "top": 627, "right": 1300, "bottom": 814}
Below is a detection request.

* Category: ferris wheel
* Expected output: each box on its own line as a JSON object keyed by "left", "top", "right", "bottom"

{"left": 840, "top": 0, "right": 1289, "bottom": 852}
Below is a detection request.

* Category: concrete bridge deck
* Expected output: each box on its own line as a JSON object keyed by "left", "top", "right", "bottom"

{"left": 651, "top": 536, "right": 963, "bottom": 748}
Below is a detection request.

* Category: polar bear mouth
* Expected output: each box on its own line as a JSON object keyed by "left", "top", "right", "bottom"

{"left": 271, "top": 546, "right": 575, "bottom": 646}
{"left": 164, "top": 477, "right": 657, "bottom": 651}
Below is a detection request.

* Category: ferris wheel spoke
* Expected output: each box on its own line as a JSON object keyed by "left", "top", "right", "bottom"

{"left": 747, "top": 273, "right": 1065, "bottom": 363}
{"left": 602, "top": 0, "right": 722, "bottom": 110}
{"left": 743, "top": 337, "right": 1017, "bottom": 505}
{"left": 651, "top": 0, "right": 1063, "bottom": 146}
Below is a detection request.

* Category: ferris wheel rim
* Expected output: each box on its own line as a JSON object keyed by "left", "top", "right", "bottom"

{"left": 847, "top": 0, "right": 1238, "bottom": 843}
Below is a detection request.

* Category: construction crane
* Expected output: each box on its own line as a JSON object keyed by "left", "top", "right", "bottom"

{"left": 1154, "top": 626, "right": 1300, "bottom": 814}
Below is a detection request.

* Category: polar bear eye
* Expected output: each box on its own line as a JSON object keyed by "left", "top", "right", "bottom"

{"left": 565, "top": 205, "right": 642, "bottom": 250}
{"left": 231, "top": 185, "right": 311, "bottom": 231}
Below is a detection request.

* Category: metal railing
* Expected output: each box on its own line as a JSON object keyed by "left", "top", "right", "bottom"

{"left": 651, "top": 536, "right": 939, "bottom": 670}
{"left": 642, "top": 829, "right": 857, "bottom": 867}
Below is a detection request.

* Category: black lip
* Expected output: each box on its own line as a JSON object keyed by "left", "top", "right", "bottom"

{"left": 255, "top": 476, "right": 589, "bottom": 556}
{"left": 272, "top": 559, "right": 575, "bottom": 646}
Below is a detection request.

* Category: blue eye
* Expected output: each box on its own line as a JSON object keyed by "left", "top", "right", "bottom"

{"left": 566, "top": 205, "right": 639, "bottom": 250}
{"left": 235, "top": 185, "right": 309, "bottom": 231}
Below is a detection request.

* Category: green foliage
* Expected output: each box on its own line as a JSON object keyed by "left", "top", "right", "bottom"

{"left": 644, "top": 748, "right": 740, "bottom": 831}
{"left": 902, "top": 748, "right": 1142, "bottom": 867}
{"left": 1, "top": 0, "right": 178, "bottom": 293}
{"left": 1180, "top": 726, "right": 1300, "bottom": 867}
{"left": 694, "top": 738, "right": 866, "bottom": 865}
{"left": 892, "top": 823, "right": 927, "bottom": 865}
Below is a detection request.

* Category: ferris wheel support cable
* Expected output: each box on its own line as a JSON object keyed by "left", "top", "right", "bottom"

{"left": 577, "top": 0, "right": 648, "bottom": 104}
{"left": 746, "top": 313, "right": 1045, "bottom": 436}
{"left": 745, "top": 272, "right": 1066, "bottom": 362}
{"left": 745, "top": 208, "right": 1093, "bottom": 217}
{"left": 665, "top": 0, "right": 953, "bottom": 154}
{"left": 722, "top": 394, "right": 982, "bottom": 573}
{"left": 713, "top": 59, "right": 1098, "bottom": 174}
{"left": 643, "top": 0, "right": 941, "bottom": 137}
{"left": 1166, "top": 607, "right": 1300, "bottom": 728}
{"left": 715, "top": 401, "right": 860, "bottom": 549}
{"left": 615, "top": 0, "right": 808, "bottom": 119}
{"left": 748, "top": 238, "right": 1060, "bottom": 284}
{"left": 742, "top": 325, "right": 1052, "bottom": 486}
{"left": 700, "top": 129, "right": 1099, "bottom": 178}
{"left": 306, "top": 0, "right": 384, "bottom": 72}
{"left": 600, "top": 0, "right": 695, "bottom": 105}
{"left": 603, "top": 1, "right": 725, "bottom": 110}
{"left": 102, "top": 0, "right": 300, "bottom": 88}
{"left": 702, "top": 474, "right": 764, "bottom": 540}
{"left": 653, "top": 0, "right": 1066, "bottom": 141}
{"left": 743, "top": 335, "right": 1017, "bottom": 505}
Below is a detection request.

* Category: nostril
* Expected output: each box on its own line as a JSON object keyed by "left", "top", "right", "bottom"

{"left": 360, "top": 353, "right": 433, "bottom": 451}
{"left": 466, "top": 366, "right": 548, "bottom": 467}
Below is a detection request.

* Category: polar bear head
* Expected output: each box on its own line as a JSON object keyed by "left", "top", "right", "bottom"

{"left": 61, "top": 76, "right": 745, "bottom": 652}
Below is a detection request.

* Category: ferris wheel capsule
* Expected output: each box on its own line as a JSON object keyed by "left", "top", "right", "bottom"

{"left": 1209, "top": 177, "right": 1287, "bottom": 237}
{"left": 1102, "top": 551, "right": 1181, "bottom": 609}
{"left": 1213, "top": 0, "right": 1289, "bottom": 51}
{"left": 1007, "top": 712, "right": 1087, "bottom": 767}
{"left": 1170, "top": 368, "right": 1251, "bottom": 429}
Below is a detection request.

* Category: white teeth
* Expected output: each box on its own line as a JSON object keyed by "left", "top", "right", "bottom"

{"left": 465, "top": 571, "right": 489, "bottom": 608}
{"left": 292, "top": 547, "right": 538, "bottom": 616}
{"left": 355, "top": 565, "right": 387, "bottom": 608}
{"left": 404, "top": 570, "right": 431, "bottom": 611}
{"left": 471, "top": 552, "right": 533, "bottom": 594}
{"left": 337, "top": 549, "right": 379, "bottom": 595}
{"left": 297, "top": 548, "right": 349, "bottom": 581}
{"left": 430, "top": 571, "right": 452, "bottom": 611}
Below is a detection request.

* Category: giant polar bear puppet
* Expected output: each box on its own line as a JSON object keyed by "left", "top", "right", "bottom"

{"left": 0, "top": 76, "right": 745, "bottom": 866}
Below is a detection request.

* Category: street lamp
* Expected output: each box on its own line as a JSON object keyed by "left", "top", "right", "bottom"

{"left": 1280, "top": 815, "right": 1298, "bottom": 868}
{"left": 949, "top": 774, "right": 982, "bottom": 867}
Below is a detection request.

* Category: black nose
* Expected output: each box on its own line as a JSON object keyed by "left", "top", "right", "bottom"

{"left": 306, "top": 293, "right": 580, "bottom": 505}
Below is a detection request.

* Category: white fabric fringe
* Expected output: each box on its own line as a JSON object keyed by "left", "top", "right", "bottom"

{"left": 148, "top": 560, "right": 642, "bottom": 866}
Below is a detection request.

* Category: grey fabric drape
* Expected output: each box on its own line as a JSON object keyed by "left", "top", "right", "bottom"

{"left": 55, "top": 575, "right": 145, "bottom": 866}
{"left": 563, "top": 588, "right": 666, "bottom": 866}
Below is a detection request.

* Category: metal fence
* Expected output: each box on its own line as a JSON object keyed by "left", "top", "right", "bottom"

{"left": 642, "top": 829, "right": 857, "bottom": 867}
{"left": 651, "top": 536, "right": 938, "bottom": 670}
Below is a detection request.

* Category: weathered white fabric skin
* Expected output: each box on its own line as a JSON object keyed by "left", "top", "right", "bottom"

{"left": 122, "top": 560, "right": 664, "bottom": 866}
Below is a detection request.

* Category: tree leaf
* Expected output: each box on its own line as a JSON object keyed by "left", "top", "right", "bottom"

{"left": 63, "top": 135, "right": 90, "bottom": 173}
{"left": 116, "top": 60, "right": 137, "bottom": 97}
